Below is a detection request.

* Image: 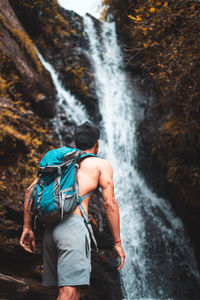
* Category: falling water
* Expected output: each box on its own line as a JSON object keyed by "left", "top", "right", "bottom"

{"left": 37, "top": 15, "right": 200, "bottom": 299}
{"left": 83, "top": 16, "right": 200, "bottom": 299}
{"left": 37, "top": 51, "right": 88, "bottom": 144}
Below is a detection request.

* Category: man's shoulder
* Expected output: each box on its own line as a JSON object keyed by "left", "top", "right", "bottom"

{"left": 83, "top": 156, "right": 112, "bottom": 171}
{"left": 95, "top": 157, "right": 112, "bottom": 170}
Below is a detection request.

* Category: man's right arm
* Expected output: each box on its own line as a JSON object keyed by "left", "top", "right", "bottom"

{"left": 20, "top": 178, "right": 37, "bottom": 253}
{"left": 99, "top": 160, "right": 125, "bottom": 270}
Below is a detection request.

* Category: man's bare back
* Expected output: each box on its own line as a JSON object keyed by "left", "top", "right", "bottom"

{"left": 74, "top": 156, "right": 111, "bottom": 216}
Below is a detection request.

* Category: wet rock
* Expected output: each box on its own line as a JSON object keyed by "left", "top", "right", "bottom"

{"left": 0, "top": 0, "right": 57, "bottom": 118}
{"left": 0, "top": 272, "right": 30, "bottom": 299}
{"left": 134, "top": 74, "right": 200, "bottom": 272}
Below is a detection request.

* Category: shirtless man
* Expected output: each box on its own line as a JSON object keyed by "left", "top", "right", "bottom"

{"left": 20, "top": 121, "right": 126, "bottom": 300}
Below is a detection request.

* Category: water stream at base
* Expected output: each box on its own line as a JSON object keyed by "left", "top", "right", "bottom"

{"left": 38, "top": 16, "right": 200, "bottom": 299}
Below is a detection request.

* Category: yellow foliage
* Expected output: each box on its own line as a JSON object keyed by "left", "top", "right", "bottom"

{"left": 0, "top": 124, "right": 28, "bottom": 145}
{"left": 65, "top": 64, "right": 89, "bottom": 96}
{"left": 100, "top": 0, "right": 110, "bottom": 20}
{"left": 10, "top": 27, "right": 43, "bottom": 74}
{"left": 149, "top": 7, "right": 156, "bottom": 13}
{"left": 0, "top": 75, "right": 9, "bottom": 95}
{"left": 164, "top": 120, "right": 176, "bottom": 131}
{"left": 136, "top": 16, "right": 142, "bottom": 22}
{"left": 128, "top": 15, "right": 135, "bottom": 20}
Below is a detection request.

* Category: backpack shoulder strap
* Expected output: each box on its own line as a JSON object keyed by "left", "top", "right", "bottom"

{"left": 79, "top": 191, "right": 93, "bottom": 201}
{"left": 77, "top": 152, "right": 97, "bottom": 164}
{"left": 79, "top": 203, "right": 98, "bottom": 250}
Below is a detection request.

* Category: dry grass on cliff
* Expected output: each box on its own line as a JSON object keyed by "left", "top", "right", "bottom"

{"left": 103, "top": 0, "right": 200, "bottom": 118}
{"left": 126, "top": 1, "right": 200, "bottom": 115}
{"left": 0, "top": 99, "right": 56, "bottom": 205}
{"left": 0, "top": 13, "right": 43, "bottom": 75}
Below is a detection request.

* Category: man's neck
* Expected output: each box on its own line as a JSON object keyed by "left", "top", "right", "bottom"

{"left": 81, "top": 148, "right": 95, "bottom": 155}
{"left": 79, "top": 140, "right": 99, "bottom": 155}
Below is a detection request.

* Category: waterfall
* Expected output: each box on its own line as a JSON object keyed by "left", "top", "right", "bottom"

{"left": 83, "top": 17, "right": 200, "bottom": 299}
{"left": 37, "top": 16, "right": 200, "bottom": 299}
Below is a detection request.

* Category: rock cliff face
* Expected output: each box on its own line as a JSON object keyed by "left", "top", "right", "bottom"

{"left": 0, "top": 1, "right": 121, "bottom": 299}
{"left": 9, "top": 0, "right": 100, "bottom": 121}
{"left": 136, "top": 91, "right": 200, "bottom": 269}
{"left": 0, "top": 0, "right": 59, "bottom": 233}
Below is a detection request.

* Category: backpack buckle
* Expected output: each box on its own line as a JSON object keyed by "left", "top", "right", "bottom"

{"left": 57, "top": 167, "right": 62, "bottom": 175}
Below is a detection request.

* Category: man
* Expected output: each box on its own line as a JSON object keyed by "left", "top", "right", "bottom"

{"left": 20, "top": 121, "right": 125, "bottom": 300}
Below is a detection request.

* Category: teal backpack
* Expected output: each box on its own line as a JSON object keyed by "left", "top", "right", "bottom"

{"left": 28, "top": 146, "right": 98, "bottom": 249}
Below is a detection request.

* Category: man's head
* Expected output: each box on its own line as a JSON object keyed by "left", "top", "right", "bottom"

{"left": 74, "top": 121, "right": 100, "bottom": 152}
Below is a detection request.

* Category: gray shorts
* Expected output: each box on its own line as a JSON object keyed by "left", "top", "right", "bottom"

{"left": 42, "top": 214, "right": 91, "bottom": 287}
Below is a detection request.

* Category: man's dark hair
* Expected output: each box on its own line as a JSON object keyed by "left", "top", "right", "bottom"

{"left": 74, "top": 121, "right": 100, "bottom": 150}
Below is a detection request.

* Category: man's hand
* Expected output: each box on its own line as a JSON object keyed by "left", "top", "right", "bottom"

{"left": 20, "top": 228, "right": 36, "bottom": 253}
{"left": 113, "top": 244, "right": 126, "bottom": 271}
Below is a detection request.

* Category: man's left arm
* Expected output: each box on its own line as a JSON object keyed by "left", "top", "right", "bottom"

{"left": 20, "top": 178, "right": 37, "bottom": 253}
